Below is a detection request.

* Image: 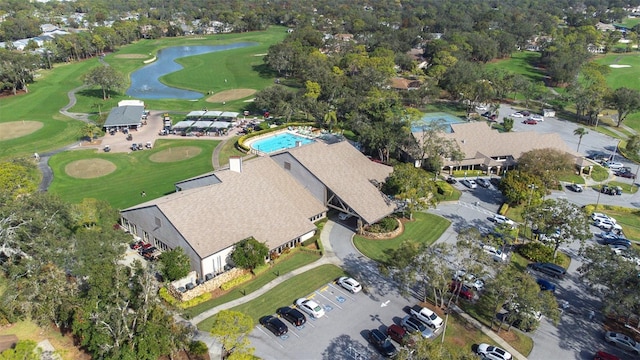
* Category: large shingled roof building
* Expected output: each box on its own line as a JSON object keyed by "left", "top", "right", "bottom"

{"left": 120, "top": 140, "right": 394, "bottom": 278}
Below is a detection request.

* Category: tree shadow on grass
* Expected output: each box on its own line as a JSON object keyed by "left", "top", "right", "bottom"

{"left": 77, "top": 88, "right": 117, "bottom": 100}
{"left": 251, "top": 63, "right": 278, "bottom": 79}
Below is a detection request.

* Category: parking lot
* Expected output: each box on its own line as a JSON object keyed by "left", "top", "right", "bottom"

{"left": 251, "top": 279, "right": 436, "bottom": 360}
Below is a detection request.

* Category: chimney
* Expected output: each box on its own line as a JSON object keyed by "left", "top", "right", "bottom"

{"left": 229, "top": 156, "right": 242, "bottom": 173}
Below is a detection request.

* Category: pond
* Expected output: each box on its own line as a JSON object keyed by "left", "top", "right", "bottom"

{"left": 126, "top": 43, "right": 256, "bottom": 100}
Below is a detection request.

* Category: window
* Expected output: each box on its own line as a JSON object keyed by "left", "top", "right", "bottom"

{"left": 155, "top": 217, "right": 162, "bottom": 227}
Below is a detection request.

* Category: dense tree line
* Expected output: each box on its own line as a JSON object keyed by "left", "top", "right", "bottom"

{"left": 0, "top": 161, "right": 192, "bottom": 359}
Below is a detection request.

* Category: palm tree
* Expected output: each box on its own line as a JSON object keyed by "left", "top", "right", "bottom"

{"left": 574, "top": 127, "right": 588, "bottom": 152}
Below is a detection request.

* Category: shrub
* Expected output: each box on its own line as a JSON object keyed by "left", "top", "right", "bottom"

{"left": 159, "top": 287, "right": 180, "bottom": 307}
{"left": 220, "top": 273, "right": 253, "bottom": 291}
{"left": 179, "top": 292, "right": 212, "bottom": 309}
{"left": 189, "top": 340, "right": 209, "bottom": 356}
{"left": 517, "top": 242, "right": 554, "bottom": 263}
{"left": 367, "top": 217, "right": 399, "bottom": 233}
{"left": 498, "top": 203, "right": 509, "bottom": 215}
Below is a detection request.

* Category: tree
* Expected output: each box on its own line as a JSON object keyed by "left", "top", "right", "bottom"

{"left": 0, "top": 49, "right": 40, "bottom": 95}
{"left": 502, "top": 117, "right": 514, "bottom": 132}
{"left": 81, "top": 123, "right": 101, "bottom": 143}
{"left": 410, "top": 118, "right": 463, "bottom": 172}
{"left": 0, "top": 340, "right": 40, "bottom": 360}
{"left": 517, "top": 148, "right": 575, "bottom": 190}
{"left": 528, "top": 199, "right": 591, "bottom": 259}
{"left": 573, "top": 127, "right": 588, "bottom": 152}
{"left": 608, "top": 87, "right": 640, "bottom": 127}
{"left": 579, "top": 245, "right": 640, "bottom": 325}
{"left": 210, "top": 310, "right": 255, "bottom": 359}
{"left": 383, "top": 164, "right": 438, "bottom": 219}
{"left": 230, "top": 238, "right": 269, "bottom": 270}
{"left": 499, "top": 170, "right": 545, "bottom": 206}
{"left": 0, "top": 159, "right": 38, "bottom": 198}
{"left": 159, "top": 247, "right": 191, "bottom": 281}
{"left": 626, "top": 134, "right": 640, "bottom": 155}
{"left": 83, "top": 65, "right": 125, "bottom": 100}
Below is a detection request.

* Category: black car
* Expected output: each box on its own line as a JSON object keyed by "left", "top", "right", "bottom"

{"left": 259, "top": 315, "right": 288, "bottom": 336}
{"left": 276, "top": 306, "right": 306, "bottom": 327}
{"left": 616, "top": 170, "right": 636, "bottom": 179}
{"left": 446, "top": 176, "right": 457, "bottom": 184}
{"left": 476, "top": 178, "right": 491, "bottom": 188}
{"left": 526, "top": 262, "right": 566, "bottom": 279}
{"left": 603, "top": 237, "right": 631, "bottom": 248}
{"left": 368, "top": 329, "right": 398, "bottom": 357}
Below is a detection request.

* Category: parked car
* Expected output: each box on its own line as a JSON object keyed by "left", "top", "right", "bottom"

{"left": 616, "top": 170, "right": 636, "bottom": 179}
{"left": 594, "top": 350, "right": 621, "bottom": 360}
{"left": 595, "top": 218, "right": 623, "bottom": 232}
{"left": 567, "top": 183, "right": 584, "bottom": 192}
{"left": 536, "top": 278, "right": 556, "bottom": 292}
{"left": 603, "top": 161, "right": 624, "bottom": 170}
{"left": 610, "top": 244, "right": 629, "bottom": 254}
{"left": 598, "top": 232, "right": 623, "bottom": 242}
{"left": 409, "top": 305, "right": 444, "bottom": 329}
{"left": 295, "top": 298, "right": 325, "bottom": 318}
{"left": 450, "top": 280, "right": 474, "bottom": 300}
{"left": 527, "top": 262, "right": 566, "bottom": 279}
{"left": 604, "top": 331, "right": 640, "bottom": 354}
{"left": 523, "top": 119, "right": 538, "bottom": 125}
{"left": 476, "top": 343, "right": 513, "bottom": 360}
{"left": 476, "top": 178, "right": 491, "bottom": 188}
{"left": 530, "top": 114, "right": 544, "bottom": 121}
{"left": 338, "top": 212, "right": 352, "bottom": 221}
{"left": 401, "top": 315, "right": 436, "bottom": 339}
{"left": 602, "top": 237, "right": 631, "bottom": 248}
{"left": 511, "top": 112, "right": 524, "bottom": 118}
{"left": 492, "top": 214, "right": 515, "bottom": 227}
{"left": 386, "top": 324, "right": 415, "bottom": 347}
{"left": 446, "top": 176, "right": 458, "bottom": 184}
{"left": 259, "top": 315, "right": 288, "bottom": 336}
{"left": 368, "top": 329, "right": 398, "bottom": 357}
{"left": 591, "top": 212, "right": 614, "bottom": 223}
{"left": 337, "top": 276, "right": 362, "bottom": 293}
{"left": 276, "top": 306, "right": 306, "bottom": 327}
{"left": 461, "top": 179, "right": 477, "bottom": 189}
{"left": 454, "top": 271, "right": 485, "bottom": 291}
{"left": 481, "top": 244, "right": 507, "bottom": 262}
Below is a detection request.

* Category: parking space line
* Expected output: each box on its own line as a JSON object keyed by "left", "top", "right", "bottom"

{"left": 327, "top": 283, "right": 356, "bottom": 301}
{"left": 315, "top": 290, "right": 343, "bottom": 310}
{"left": 255, "top": 326, "right": 285, "bottom": 348}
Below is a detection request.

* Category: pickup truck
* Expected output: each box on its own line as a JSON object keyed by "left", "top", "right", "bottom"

{"left": 410, "top": 305, "right": 443, "bottom": 329}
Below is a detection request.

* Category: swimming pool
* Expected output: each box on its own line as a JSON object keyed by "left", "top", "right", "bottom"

{"left": 411, "top": 112, "right": 466, "bottom": 133}
{"left": 250, "top": 132, "right": 315, "bottom": 154}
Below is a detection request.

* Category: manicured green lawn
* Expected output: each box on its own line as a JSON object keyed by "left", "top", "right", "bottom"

{"left": 198, "top": 264, "right": 345, "bottom": 330}
{"left": 184, "top": 249, "right": 321, "bottom": 319}
{"left": 353, "top": 212, "right": 450, "bottom": 263}
{"left": 72, "top": 27, "right": 288, "bottom": 116}
{"left": 590, "top": 165, "right": 610, "bottom": 182}
{"left": 0, "top": 61, "right": 94, "bottom": 160}
{"left": 47, "top": 139, "right": 217, "bottom": 209}
{"left": 594, "top": 53, "right": 640, "bottom": 91}
{"left": 619, "top": 18, "right": 640, "bottom": 28}
{"left": 218, "top": 136, "right": 251, "bottom": 166}
{"left": 485, "top": 51, "right": 545, "bottom": 83}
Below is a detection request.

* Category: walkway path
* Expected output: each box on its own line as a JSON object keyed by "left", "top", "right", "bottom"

{"left": 59, "top": 85, "right": 91, "bottom": 123}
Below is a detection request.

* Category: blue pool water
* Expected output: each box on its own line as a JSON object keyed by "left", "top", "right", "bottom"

{"left": 251, "top": 132, "right": 315, "bottom": 153}
{"left": 126, "top": 43, "right": 256, "bottom": 100}
{"left": 411, "top": 112, "right": 466, "bottom": 133}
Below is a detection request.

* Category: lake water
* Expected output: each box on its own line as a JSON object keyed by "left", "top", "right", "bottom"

{"left": 126, "top": 43, "right": 256, "bottom": 100}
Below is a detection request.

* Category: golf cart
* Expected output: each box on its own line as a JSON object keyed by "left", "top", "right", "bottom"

{"left": 103, "top": 145, "right": 111, "bottom": 152}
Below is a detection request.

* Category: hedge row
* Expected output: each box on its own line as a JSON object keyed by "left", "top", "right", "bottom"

{"left": 221, "top": 273, "right": 253, "bottom": 291}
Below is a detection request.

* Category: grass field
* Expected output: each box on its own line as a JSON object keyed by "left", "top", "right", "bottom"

{"left": 198, "top": 264, "right": 346, "bottom": 330}
{"left": 0, "top": 61, "right": 95, "bottom": 160}
{"left": 72, "top": 27, "right": 288, "bottom": 116}
{"left": 47, "top": 139, "right": 216, "bottom": 209}
{"left": 185, "top": 249, "right": 321, "bottom": 319}
{"left": 485, "top": 51, "right": 545, "bottom": 83}
{"left": 353, "top": 212, "right": 451, "bottom": 263}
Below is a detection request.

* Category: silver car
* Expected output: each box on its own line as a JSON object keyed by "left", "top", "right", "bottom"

{"left": 605, "top": 331, "right": 640, "bottom": 354}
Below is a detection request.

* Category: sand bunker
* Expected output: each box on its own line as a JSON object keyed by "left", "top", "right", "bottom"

{"left": 65, "top": 159, "right": 117, "bottom": 179}
{"left": 0, "top": 121, "right": 44, "bottom": 141}
{"left": 149, "top": 146, "right": 202, "bottom": 163}
{"left": 253, "top": 53, "right": 268, "bottom": 56}
{"left": 609, "top": 64, "right": 631, "bottom": 68}
{"left": 114, "top": 54, "right": 149, "bottom": 59}
{"left": 206, "top": 89, "right": 257, "bottom": 102}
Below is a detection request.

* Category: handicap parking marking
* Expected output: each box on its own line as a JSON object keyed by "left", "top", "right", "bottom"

{"left": 254, "top": 326, "right": 286, "bottom": 347}
{"left": 326, "top": 283, "right": 356, "bottom": 301}
{"left": 336, "top": 296, "right": 346, "bottom": 303}
{"left": 315, "top": 290, "right": 344, "bottom": 310}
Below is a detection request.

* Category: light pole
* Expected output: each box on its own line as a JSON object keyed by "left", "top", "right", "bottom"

{"left": 524, "top": 184, "right": 536, "bottom": 242}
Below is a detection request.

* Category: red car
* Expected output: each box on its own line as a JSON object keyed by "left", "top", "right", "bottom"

{"left": 523, "top": 119, "right": 538, "bottom": 125}
{"left": 450, "top": 281, "right": 474, "bottom": 300}
{"left": 386, "top": 324, "right": 415, "bottom": 347}
{"left": 595, "top": 350, "right": 620, "bottom": 360}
